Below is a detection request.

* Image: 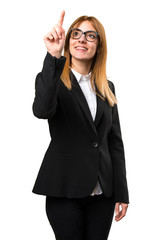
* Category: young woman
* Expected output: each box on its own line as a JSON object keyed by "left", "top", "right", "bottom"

{"left": 32, "top": 10, "right": 129, "bottom": 240}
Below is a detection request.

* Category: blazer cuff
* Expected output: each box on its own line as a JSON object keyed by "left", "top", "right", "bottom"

{"left": 45, "top": 52, "right": 66, "bottom": 67}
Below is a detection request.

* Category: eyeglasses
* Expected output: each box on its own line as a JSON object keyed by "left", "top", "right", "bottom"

{"left": 69, "top": 28, "right": 99, "bottom": 42}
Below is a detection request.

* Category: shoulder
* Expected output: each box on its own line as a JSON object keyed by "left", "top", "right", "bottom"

{"left": 108, "top": 80, "right": 115, "bottom": 94}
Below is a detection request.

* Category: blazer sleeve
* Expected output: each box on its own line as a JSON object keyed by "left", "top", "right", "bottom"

{"left": 32, "top": 52, "right": 66, "bottom": 119}
{"left": 108, "top": 81, "right": 129, "bottom": 204}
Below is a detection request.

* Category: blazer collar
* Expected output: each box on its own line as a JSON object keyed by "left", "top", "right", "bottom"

{"left": 70, "top": 71, "right": 106, "bottom": 136}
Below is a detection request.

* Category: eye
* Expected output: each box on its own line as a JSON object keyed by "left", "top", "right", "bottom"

{"left": 71, "top": 29, "right": 81, "bottom": 38}
{"left": 88, "top": 34, "right": 96, "bottom": 39}
{"left": 73, "top": 31, "right": 79, "bottom": 36}
{"left": 86, "top": 32, "right": 97, "bottom": 40}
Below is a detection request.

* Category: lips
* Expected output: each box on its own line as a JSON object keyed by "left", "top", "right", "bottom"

{"left": 75, "top": 46, "right": 88, "bottom": 50}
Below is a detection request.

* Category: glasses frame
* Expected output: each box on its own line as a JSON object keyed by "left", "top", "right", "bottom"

{"left": 69, "top": 28, "right": 99, "bottom": 42}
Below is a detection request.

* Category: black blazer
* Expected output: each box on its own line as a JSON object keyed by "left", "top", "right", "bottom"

{"left": 32, "top": 52, "right": 129, "bottom": 203}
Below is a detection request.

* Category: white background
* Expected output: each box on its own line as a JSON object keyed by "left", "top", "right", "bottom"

{"left": 0, "top": 0, "right": 160, "bottom": 239}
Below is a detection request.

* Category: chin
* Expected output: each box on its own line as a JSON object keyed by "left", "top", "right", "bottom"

{"left": 72, "top": 54, "right": 93, "bottom": 61}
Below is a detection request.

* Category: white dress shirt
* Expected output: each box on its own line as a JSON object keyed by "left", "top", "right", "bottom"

{"left": 71, "top": 68, "right": 103, "bottom": 196}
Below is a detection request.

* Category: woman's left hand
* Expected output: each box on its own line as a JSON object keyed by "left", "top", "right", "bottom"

{"left": 115, "top": 202, "right": 128, "bottom": 221}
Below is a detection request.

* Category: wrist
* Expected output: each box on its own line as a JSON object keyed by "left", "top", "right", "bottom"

{"left": 48, "top": 51, "right": 62, "bottom": 59}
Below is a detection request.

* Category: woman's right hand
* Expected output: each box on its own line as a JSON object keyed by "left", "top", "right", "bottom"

{"left": 44, "top": 10, "right": 65, "bottom": 58}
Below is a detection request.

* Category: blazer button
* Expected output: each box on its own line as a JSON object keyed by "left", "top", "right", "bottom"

{"left": 92, "top": 142, "right": 99, "bottom": 148}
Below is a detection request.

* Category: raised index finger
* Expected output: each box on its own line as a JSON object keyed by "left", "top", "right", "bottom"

{"left": 58, "top": 10, "right": 65, "bottom": 27}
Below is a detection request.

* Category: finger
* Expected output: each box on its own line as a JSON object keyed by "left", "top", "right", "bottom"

{"left": 58, "top": 10, "right": 65, "bottom": 27}
{"left": 115, "top": 211, "right": 122, "bottom": 221}
{"left": 55, "top": 25, "right": 65, "bottom": 39}
{"left": 122, "top": 208, "right": 126, "bottom": 218}
{"left": 44, "top": 33, "right": 53, "bottom": 41}
{"left": 115, "top": 211, "right": 123, "bottom": 221}
{"left": 44, "top": 30, "right": 59, "bottom": 43}
{"left": 115, "top": 204, "right": 127, "bottom": 221}
{"left": 61, "top": 30, "right": 65, "bottom": 41}
{"left": 51, "top": 29, "right": 59, "bottom": 43}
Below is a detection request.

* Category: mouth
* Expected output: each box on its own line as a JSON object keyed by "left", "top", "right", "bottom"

{"left": 75, "top": 46, "right": 88, "bottom": 51}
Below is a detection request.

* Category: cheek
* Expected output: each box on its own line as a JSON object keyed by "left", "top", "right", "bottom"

{"left": 90, "top": 44, "right": 98, "bottom": 56}
{"left": 89, "top": 40, "right": 98, "bottom": 52}
{"left": 93, "top": 46, "right": 98, "bottom": 54}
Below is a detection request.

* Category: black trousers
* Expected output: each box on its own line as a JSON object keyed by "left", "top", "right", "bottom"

{"left": 46, "top": 193, "right": 115, "bottom": 240}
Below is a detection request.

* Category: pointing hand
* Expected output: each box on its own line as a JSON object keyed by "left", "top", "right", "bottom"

{"left": 44, "top": 10, "right": 65, "bottom": 58}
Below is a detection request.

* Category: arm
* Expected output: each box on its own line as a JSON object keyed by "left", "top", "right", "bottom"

{"left": 108, "top": 81, "right": 129, "bottom": 203}
{"left": 32, "top": 10, "right": 66, "bottom": 119}
{"left": 108, "top": 81, "right": 129, "bottom": 220}
{"left": 32, "top": 53, "right": 66, "bottom": 119}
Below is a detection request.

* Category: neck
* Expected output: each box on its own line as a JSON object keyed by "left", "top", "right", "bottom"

{"left": 71, "top": 58, "right": 92, "bottom": 75}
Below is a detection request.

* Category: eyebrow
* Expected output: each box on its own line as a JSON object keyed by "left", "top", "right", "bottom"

{"left": 73, "top": 28, "right": 97, "bottom": 32}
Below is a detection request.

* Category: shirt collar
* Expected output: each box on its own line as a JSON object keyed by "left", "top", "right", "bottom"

{"left": 71, "top": 68, "right": 91, "bottom": 83}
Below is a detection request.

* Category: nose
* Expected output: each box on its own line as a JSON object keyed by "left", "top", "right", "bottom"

{"left": 78, "top": 33, "right": 86, "bottom": 42}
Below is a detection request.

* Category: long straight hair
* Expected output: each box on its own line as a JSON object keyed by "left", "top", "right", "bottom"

{"left": 61, "top": 16, "right": 117, "bottom": 106}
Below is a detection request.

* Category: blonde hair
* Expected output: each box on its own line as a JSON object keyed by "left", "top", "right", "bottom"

{"left": 61, "top": 15, "right": 117, "bottom": 106}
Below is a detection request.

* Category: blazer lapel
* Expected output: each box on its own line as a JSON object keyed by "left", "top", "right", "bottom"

{"left": 70, "top": 72, "right": 105, "bottom": 135}
{"left": 94, "top": 87, "right": 105, "bottom": 127}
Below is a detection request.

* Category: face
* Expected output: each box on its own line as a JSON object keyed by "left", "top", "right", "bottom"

{"left": 69, "top": 21, "right": 99, "bottom": 65}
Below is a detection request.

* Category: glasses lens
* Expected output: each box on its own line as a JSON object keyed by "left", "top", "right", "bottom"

{"left": 70, "top": 29, "right": 98, "bottom": 42}
{"left": 70, "top": 29, "right": 82, "bottom": 39}
{"left": 86, "top": 32, "right": 97, "bottom": 42}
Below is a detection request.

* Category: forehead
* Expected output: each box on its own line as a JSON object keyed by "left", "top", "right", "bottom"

{"left": 74, "top": 21, "right": 96, "bottom": 32}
